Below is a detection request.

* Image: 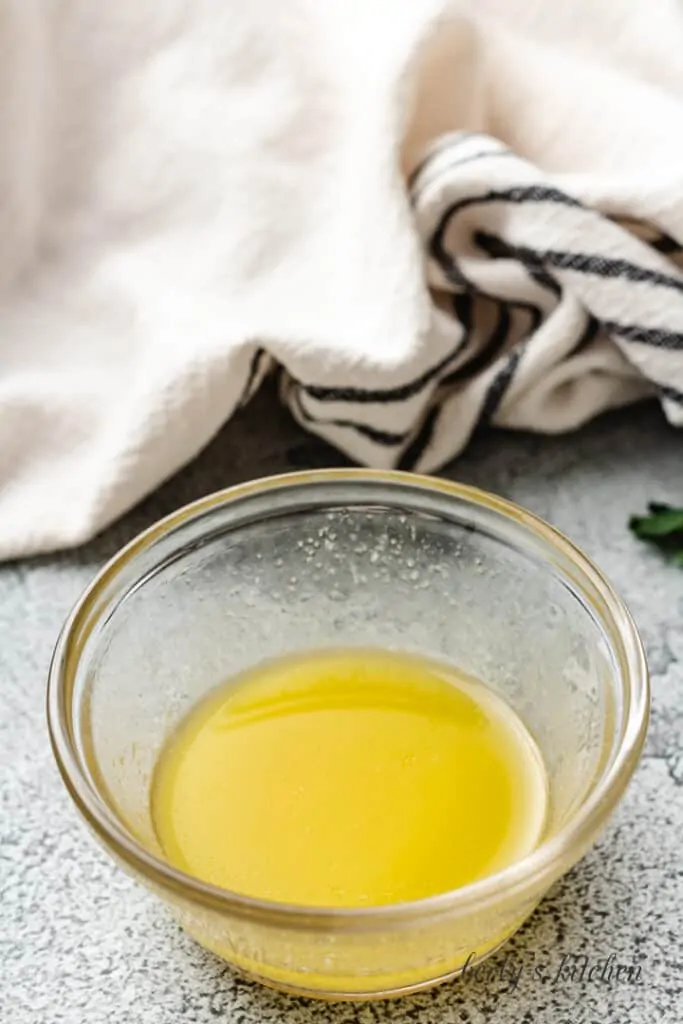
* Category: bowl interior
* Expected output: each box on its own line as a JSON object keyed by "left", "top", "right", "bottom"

{"left": 71, "top": 479, "right": 621, "bottom": 876}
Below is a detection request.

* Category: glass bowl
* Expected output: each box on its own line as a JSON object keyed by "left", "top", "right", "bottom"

{"left": 47, "top": 470, "right": 649, "bottom": 1000}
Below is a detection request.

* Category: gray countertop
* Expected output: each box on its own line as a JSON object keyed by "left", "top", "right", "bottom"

{"left": 2, "top": 392, "right": 682, "bottom": 1024}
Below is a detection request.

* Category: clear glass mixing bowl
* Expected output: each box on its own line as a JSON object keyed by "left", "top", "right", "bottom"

{"left": 47, "top": 470, "right": 649, "bottom": 1000}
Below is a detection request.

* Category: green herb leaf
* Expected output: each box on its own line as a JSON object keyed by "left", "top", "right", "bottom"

{"left": 629, "top": 503, "right": 683, "bottom": 565}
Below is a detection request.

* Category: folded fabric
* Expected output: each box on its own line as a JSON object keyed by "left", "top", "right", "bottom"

{"left": 1, "top": 0, "right": 682, "bottom": 559}
{"left": 288, "top": 131, "right": 682, "bottom": 473}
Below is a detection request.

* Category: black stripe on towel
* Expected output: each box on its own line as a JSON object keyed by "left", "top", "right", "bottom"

{"left": 472, "top": 233, "right": 683, "bottom": 297}
{"left": 410, "top": 148, "right": 514, "bottom": 195}
{"left": 441, "top": 220, "right": 683, "bottom": 354}
{"left": 291, "top": 390, "right": 409, "bottom": 447}
{"left": 517, "top": 247, "right": 683, "bottom": 295}
{"left": 427, "top": 218, "right": 544, "bottom": 340}
{"left": 434, "top": 186, "right": 582, "bottom": 242}
{"left": 299, "top": 304, "right": 472, "bottom": 405}
{"left": 474, "top": 232, "right": 562, "bottom": 298}
{"left": 430, "top": 185, "right": 583, "bottom": 278}
{"left": 604, "top": 321, "right": 683, "bottom": 351}
{"left": 408, "top": 133, "right": 499, "bottom": 187}
{"left": 481, "top": 344, "right": 527, "bottom": 424}
{"left": 440, "top": 301, "right": 512, "bottom": 387}
{"left": 397, "top": 405, "right": 441, "bottom": 471}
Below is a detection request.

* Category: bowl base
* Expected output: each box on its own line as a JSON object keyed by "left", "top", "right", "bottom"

{"left": 202, "top": 930, "right": 519, "bottom": 1002}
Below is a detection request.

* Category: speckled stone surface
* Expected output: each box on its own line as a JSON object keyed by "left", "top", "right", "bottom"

{"left": 2, "top": 391, "right": 682, "bottom": 1024}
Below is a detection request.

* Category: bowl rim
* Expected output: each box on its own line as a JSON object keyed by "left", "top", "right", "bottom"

{"left": 47, "top": 468, "right": 650, "bottom": 931}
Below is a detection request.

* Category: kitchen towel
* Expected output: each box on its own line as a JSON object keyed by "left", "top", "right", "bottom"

{"left": 1, "top": 0, "right": 682, "bottom": 559}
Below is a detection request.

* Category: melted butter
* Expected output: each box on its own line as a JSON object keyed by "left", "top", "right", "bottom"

{"left": 152, "top": 649, "right": 548, "bottom": 908}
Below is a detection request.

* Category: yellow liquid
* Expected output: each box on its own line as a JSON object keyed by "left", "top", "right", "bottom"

{"left": 152, "top": 649, "right": 548, "bottom": 908}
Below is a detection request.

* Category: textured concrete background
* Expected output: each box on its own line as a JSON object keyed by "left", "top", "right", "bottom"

{"left": 2, "top": 391, "right": 682, "bottom": 1023}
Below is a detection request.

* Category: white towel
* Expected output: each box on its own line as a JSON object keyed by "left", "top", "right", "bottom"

{"left": 1, "top": 0, "right": 682, "bottom": 559}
